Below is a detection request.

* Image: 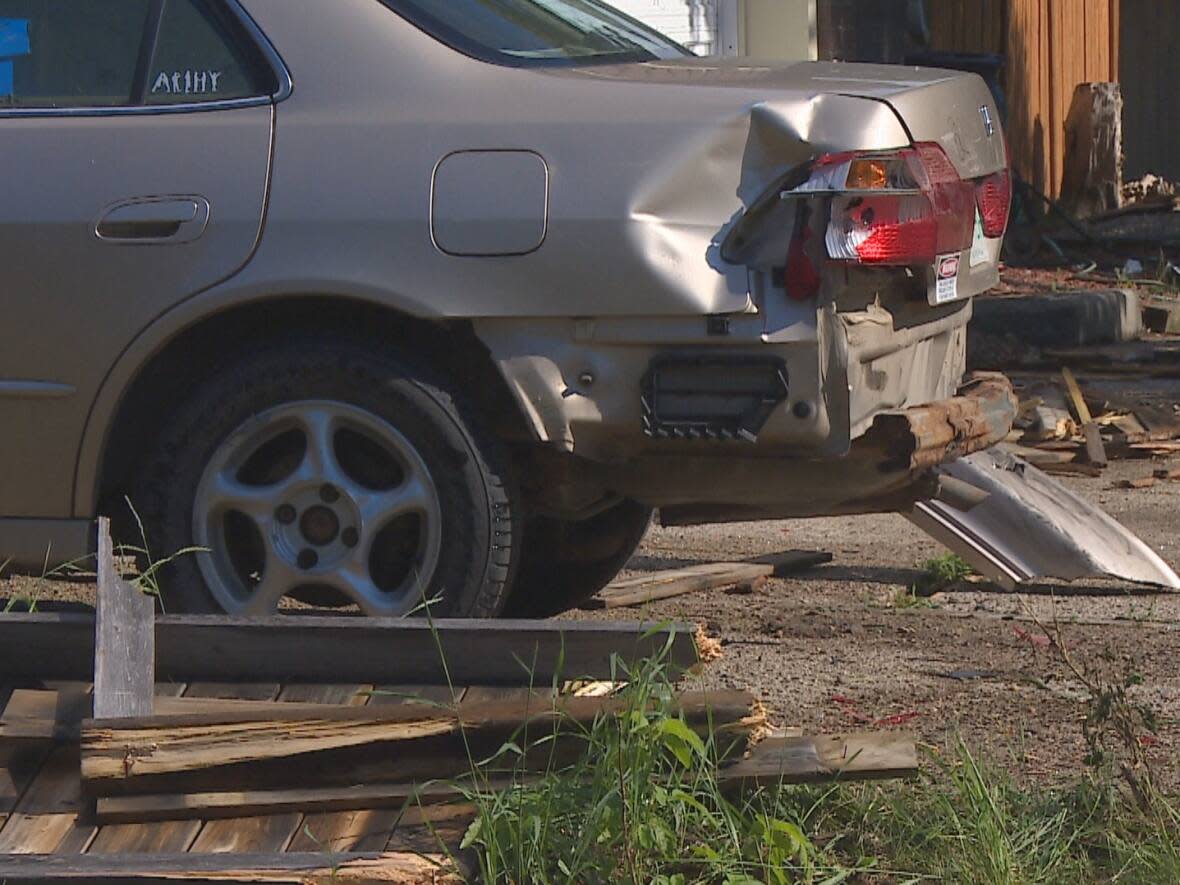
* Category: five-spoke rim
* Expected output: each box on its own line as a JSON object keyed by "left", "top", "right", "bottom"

{"left": 192, "top": 401, "right": 443, "bottom": 616}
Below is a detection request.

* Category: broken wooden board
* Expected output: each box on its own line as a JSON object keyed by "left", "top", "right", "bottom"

{"left": 587, "top": 551, "right": 832, "bottom": 610}
{"left": 719, "top": 731, "right": 918, "bottom": 788}
{"left": 1061, "top": 367, "right": 1094, "bottom": 425}
{"left": 93, "top": 518, "right": 154, "bottom": 721}
{"left": 0, "top": 850, "right": 462, "bottom": 883}
{"left": 81, "top": 692, "right": 762, "bottom": 791}
{"left": 0, "top": 614, "right": 701, "bottom": 684}
{"left": 1082, "top": 422, "right": 1108, "bottom": 468}
{"left": 1, "top": 689, "right": 398, "bottom": 743}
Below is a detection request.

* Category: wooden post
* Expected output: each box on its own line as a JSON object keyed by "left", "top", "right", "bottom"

{"left": 1059, "top": 82, "right": 1124, "bottom": 218}
{"left": 93, "top": 518, "right": 155, "bottom": 720}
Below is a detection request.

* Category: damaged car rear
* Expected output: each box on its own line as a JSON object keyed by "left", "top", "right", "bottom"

{"left": 1, "top": 0, "right": 1174, "bottom": 619}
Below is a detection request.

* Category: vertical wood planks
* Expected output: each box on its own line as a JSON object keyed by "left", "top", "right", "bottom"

{"left": 933, "top": 0, "right": 1123, "bottom": 199}
{"left": 93, "top": 519, "right": 154, "bottom": 720}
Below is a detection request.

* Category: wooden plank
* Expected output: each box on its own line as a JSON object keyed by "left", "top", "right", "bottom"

{"left": 0, "top": 747, "right": 94, "bottom": 855}
{"left": 0, "top": 689, "right": 379, "bottom": 742}
{"left": 84, "top": 817, "right": 201, "bottom": 855}
{"left": 0, "top": 743, "right": 51, "bottom": 837}
{"left": 0, "top": 615, "right": 700, "bottom": 684}
{"left": 96, "top": 781, "right": 476, "bottom": 825}
{"left": 184, "top": 684, "right": 364, "bottom": 855}
{"left": 81, "top": 692, "right": 761, "bottom": 789}
{"left": 93, "top": 518, "right": 155, "bottom": 721}
{"left": 719, "top": 732, "right": 918, "bottom": 788}
{"left": 588, "top": 552, "right": 832, "bottom": 609}
{"left": 290, "top": 685, "right": 466, "bottom": 853}
{"left": 1061, "top": 368, "right": 1093, "bottom": 424}
{"left": 182, "top": 678, "right": 299, "bottom": 855}
{"left": 1082, "top": 422, "right": 1108, "bottom": 467}
{"left": 0, "top": 851, "right": 461, "bottom": 882}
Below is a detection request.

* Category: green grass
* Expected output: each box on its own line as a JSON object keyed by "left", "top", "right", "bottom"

{"left": 912, "top": 554, "right": 975, "bottom": 598}
{"left": 421, "top": 650, "right": 1180, "bottom": 884}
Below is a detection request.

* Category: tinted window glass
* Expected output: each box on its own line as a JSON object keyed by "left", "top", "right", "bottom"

{"left": 0, "top": 1, "right": 150, "bottom": 108}
{"left": 147, "top": 0, "right": 276, "bottom": 104}
{"left": 0, "top": 0, "right": 276, "bottom": 110}
{"left": 381, "top": 0, "right": 690, "bottom": 67}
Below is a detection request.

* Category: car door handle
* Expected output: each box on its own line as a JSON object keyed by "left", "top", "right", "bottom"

{"left": 96, "top": 197, "right": 210, "bottom": 243}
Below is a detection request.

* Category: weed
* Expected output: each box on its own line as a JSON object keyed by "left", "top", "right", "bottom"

{"left": 441, "top": 644, "right": 1180, "bottom": 884}
{"left": 912, "top": 553, "right": 974, "bottom": 597}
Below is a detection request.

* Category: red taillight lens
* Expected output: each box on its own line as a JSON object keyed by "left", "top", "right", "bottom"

{"left": 786, "top": 220, "right": 822, "bottom": 300}
{"left": 810, "top": 143, "right": 976, "bottom": 266}
{"left": 825, "top": 194, "right": 938, "bottom": 264}
{"left": 975, "top": 169, "right": 1012, "bottom": 238}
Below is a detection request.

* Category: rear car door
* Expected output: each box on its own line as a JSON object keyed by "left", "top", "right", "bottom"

{"left": 0, "top": 0, "right": 280, "bottom": 518}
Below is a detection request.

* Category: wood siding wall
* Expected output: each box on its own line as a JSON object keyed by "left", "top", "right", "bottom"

{"left": 927, "top": 0, "right": 1120, "bottom": 198}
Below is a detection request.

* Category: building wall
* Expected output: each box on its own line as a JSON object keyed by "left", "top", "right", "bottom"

{"left": 924, "top": 0, "right": 1120, "bottom": 198}
{"left": 740, "top": 0, "right": 815, "bottom": 61}
{"left": 1120, "top": 0, "right": 1179, "bottom": 182}
{"left": 609, "top": 0, "right": 716, "bottom": 55}
{"left": 606, "top": 0, "right": 815, "bottom": 60}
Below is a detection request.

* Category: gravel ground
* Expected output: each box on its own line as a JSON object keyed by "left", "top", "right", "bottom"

{"left": 571, "top": 454, "right": 1180, "bottom": 788}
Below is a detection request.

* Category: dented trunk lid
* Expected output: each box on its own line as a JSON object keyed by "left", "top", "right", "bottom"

{"left": 555, "top": 58, "right": 1007, "bottom": 179}
{"left": 910, "top": 448, "right": 1180, "bottom": 591}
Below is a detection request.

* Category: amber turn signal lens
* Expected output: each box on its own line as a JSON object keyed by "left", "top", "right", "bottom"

{"left": 846, "top": 159, "right": 890, "bottom": 190}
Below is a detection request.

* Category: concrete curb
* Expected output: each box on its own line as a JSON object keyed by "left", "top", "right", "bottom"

{"left": 970, "top": 288, "right": 1142, "bottom": 349}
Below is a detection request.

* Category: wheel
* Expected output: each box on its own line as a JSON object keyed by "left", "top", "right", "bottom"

{"left": 131, "top": 340, "right": 517, "bottom": 618}
{"left": 503, "top": 499, "right": 652, "bottom": 617}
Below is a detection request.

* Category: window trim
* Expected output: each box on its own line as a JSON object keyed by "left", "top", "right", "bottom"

{"left": 0, "top": 0, "right": 292, "bottom": 118}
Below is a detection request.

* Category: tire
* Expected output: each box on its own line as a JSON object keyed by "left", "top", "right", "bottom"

{"left": 129, "top": 339, "right": 517, "bottom": 618}
{"left": 503, "top": 499, "right": 652, "bottom": 618}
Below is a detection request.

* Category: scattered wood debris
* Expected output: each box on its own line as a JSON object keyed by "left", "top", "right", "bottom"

{"left": 1007, "top": 366, "right": 1180, "bottom": 475}
{"left": 0, "top": 522, "right": 914, "bottom": 878}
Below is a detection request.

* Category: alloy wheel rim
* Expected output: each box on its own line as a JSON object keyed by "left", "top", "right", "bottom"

{"left": 192, "top": 400, "right": 443, "bottom": 616}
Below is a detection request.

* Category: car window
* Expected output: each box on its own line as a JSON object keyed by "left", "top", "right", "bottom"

{"left": 0, "top": 1, "right": 151, "bottom": 108}
{"left": 380, "top": 0, "right": 691, "bottom": 67}
{"left": 0, "top": 0, "right": 276, "bottom": 110}
{"left": 146, "top": 0, "right": 276, "bottom": 105}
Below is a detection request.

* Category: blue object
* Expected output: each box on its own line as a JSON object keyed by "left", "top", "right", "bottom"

{"left": 0, "top": 60, "right": 11, "bottom": 96}
{"left": 0, "top": 19, "right": 29, "bottom": 57}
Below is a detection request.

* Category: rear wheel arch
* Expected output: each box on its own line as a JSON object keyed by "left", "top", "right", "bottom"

{"left": 88, "top": 294, "right": 536, "bottom": 518}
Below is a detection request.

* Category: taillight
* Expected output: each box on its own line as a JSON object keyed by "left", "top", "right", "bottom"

{"left": 791, "top": 142, "right": 976, "bottom": 266}
{"left": 975, "top": 169, "right": 1011, "bottom": 238}
{"left": 786, "top": 218, "right": 821, "bottom": 301}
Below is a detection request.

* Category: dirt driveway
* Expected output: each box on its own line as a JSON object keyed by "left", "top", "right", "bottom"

{"left": 573, "top": 454, "right": 1180, "bottom": 788}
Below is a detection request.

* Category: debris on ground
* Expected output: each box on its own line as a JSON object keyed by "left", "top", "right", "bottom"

{"left": 1005, "top": 362, "right": 1180, "bottom": 474}
{"left": 0, "top": 521, "right": 915, "bottom": 877}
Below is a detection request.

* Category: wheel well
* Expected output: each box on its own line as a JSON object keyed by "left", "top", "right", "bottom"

{"left": 97, "top": 296, "right": 533, "bottom": 512}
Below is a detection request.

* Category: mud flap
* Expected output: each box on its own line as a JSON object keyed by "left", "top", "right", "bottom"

{"left": 908, "top": 448, "right": 1180, "bottom": 591}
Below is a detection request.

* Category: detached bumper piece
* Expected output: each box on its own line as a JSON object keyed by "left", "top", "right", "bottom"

{"left": 910, "top": 448, "right": 1180, "bottom": 591}
{"left": 641, "top": 355, "right": 789, "bottom": 442}
{"left": 866, "top": 371, "right": 1017, "bottom": 472}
